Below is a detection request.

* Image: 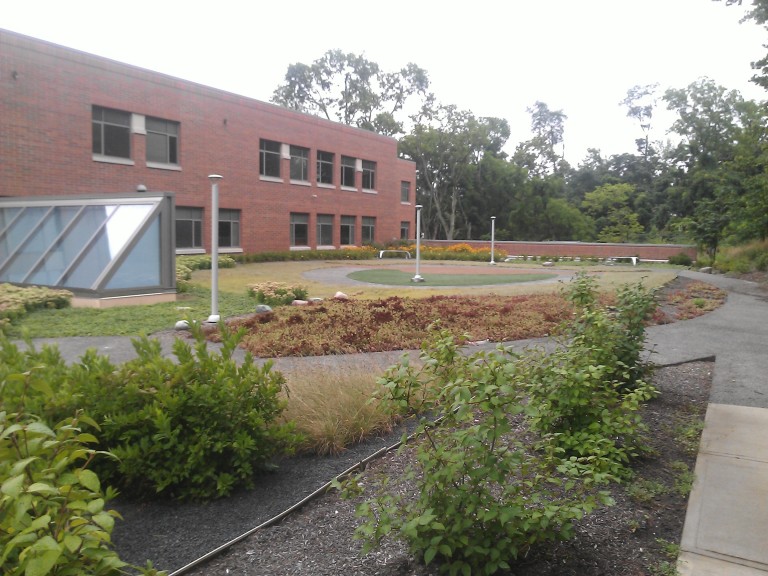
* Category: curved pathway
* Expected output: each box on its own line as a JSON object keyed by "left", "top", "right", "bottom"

{"left": 653, "top": 271, "right": 768, "bottom": 575}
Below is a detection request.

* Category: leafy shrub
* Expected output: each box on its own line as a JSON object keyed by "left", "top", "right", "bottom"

{"left": 342, "top": 328, "right": 612, "bottom": 575}
{"left": 175, "top": 262, "right": 193, "bottom": 292}
{"left": 53, "top": 324, "right": 300, "bottom": 501}
{"left": 0, "top": 284, "right": 72, "bottom": 332}
{"left": 248, "top": 281, "right": 309, "bottom": 306}
{"left": 177, "top": 254, "right": 236, "bottom": 271}
{"left": 0, "top": 401, "right": 163, "bottom": 575}
{"left": 668, "top": 252, "right": 693, "bottom": 266}
{"left": 525, "top": 273, "right": 658, "bottom": 478}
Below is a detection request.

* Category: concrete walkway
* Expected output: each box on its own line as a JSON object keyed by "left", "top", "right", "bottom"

{"left": 650, "top": 271, "right": 768, "bottom": 575}
{"left": 25, "top": 268, "right": 768, "bottom": 573}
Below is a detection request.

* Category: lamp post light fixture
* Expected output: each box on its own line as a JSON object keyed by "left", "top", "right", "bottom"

{"left": 207, "top": 174, "right": 223, "bottom": 323}
{"left": 411, "top": 204, "right": 425, "bottom": 283}
{"left": 490, "top": 216, "right": 496, "bottom": 265}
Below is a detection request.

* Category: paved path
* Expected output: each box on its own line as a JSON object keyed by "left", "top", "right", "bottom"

{"left": 24, "top": 269, "right": 768, "bottom": 574}
{"left": 657, "top": 271, "right": 768, "bottom": 575}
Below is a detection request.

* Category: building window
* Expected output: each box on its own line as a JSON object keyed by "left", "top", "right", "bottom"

{"left": 218, "top": 209, "right": 241, "bottom": 248}
{"left": 340, "top": 215, "right": 355, "bottom": 245}
{"left": 146, "top": 117, "right": 179, "bottom": 165}
{"left": 401, "top": 181, "right": 411, "bottom": 202}
{"left": 290, "top": 213, "right": 309, "bottom": 246}
{"left": 362, "top": 160, "right": 376, "bottom": 190}
{"left": 92, "top": 106, "right": 131, "bottom": 159}
{"left": 400, "top": 221, "right": 410, "bottom": 240}
{"left": 341, "top": 156, "right": 356, "bottom": 188}
{"left": 176, "top": 207, "right": 203, "bottom": 249}
{"left": 317, "top": 151, "right": 334, "bottom": 185}
{"left": 290, "top": 145, "right": 309, "bottom": 181}
{"left": 317, "top": 214, "right": 333, "bottom": 246}
{"left": 362, "top": 216, "right": 376, "bottom": 244}
{"left": 260, "top": 139, "right": 281, "bottom": 178}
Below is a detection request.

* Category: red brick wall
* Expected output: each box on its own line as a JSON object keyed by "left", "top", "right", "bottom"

{"left": 0, "top": 29, "right": 416, "bottom": 253}
{"left": 423, "top": 240, "right": 697, "bottom": 261}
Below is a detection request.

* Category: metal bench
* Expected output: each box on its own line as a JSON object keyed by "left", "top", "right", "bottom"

{"left": 606, "top": 256, "right": 638, "bottom": 266}
{"left": 378, "top": 249, "right": 411, "bottom": 259}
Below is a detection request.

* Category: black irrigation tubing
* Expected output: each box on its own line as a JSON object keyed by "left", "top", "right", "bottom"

{"left": 167, "top": 418, "right": 439, "bottom": 576}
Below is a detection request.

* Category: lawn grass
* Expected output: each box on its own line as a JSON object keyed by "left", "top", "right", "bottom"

{"left": 4, "top": 286, "right": 255, "bottom": 338}
{"left": 347, "top": 269, "right": 556, "bottom": 286}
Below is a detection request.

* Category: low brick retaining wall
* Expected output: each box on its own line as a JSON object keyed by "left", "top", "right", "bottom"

{"left": 422, "top": 241, "right": 696, "bottom": 262}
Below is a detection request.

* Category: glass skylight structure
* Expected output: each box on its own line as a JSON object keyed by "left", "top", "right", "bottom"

{"left": 0, "top": 194, "right": 176, "bottom": 298}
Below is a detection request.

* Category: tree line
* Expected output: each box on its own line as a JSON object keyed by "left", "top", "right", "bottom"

{"left": 271, "top": 2, "right": 768, "bottom": 262}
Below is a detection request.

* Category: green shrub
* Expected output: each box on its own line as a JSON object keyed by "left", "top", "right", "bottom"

{"left": 175, "top": 262, "right": 193, "bottom": 292}
{"left": 668, "top": 252, "right": 693, "bottom": 266}
{"left": 53, "top": 324, "right": 300, "bottom": 501}
{"left": 0, "top": 406, "right": 164, "bottom": 576}
{"left": 342, "top": 328, "right": 612, "bottom": 575}
{"left": 177, "top": 254, "right": 236, "bottom": 271}
{"left": 248, "top": 281, "right": 309, "bottom": 306}
{"left": 0, "top": 284, "right": 72, "bottom": 331}
{"left": 525, "top": 273, "right": 658, "bottom": 478}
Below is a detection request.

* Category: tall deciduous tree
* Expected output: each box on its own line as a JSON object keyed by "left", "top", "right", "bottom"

{"left": 720, "top": 0, "right": 768, "bottom": 89}
{"left": 621, "top": 83, "right": 660, "bottom": 159}
{"left": 399, "top": 106, "right": 510, "bottom": 240}
{"left": 513, "top": 101, "right": 569, "bottom": 177}
{"left": 271, "top": 50, "right": 431, "bottom": 136}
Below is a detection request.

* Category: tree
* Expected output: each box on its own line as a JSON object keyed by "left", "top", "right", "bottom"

{"left": 663, "top": 78, "right": 746, "bottom": 171}
{"left": 720, "top": 99, "right": 768, "bottom": 241}
{"left": 582, "top": 183, "right": 644, "bottom": 242}
{"left": 693, "top": 198, "right": 731, "bottom": 262}
{"left": 399, "top": 105, "right": 510, "bottom": 240}
{"left": 513, "top": 101, "right": 569, "bottom": 176}
{"left": 271, "top": 50, "right": 431, "bottom": 136}
{"left": 720, "top": 0, "right": 768, "bottom": 89}
{"left": 620, "top": 83, "right": 660, "bottom": 159}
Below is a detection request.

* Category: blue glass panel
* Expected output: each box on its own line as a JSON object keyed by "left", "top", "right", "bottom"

{"left": 2, "top": 207, "right": 53, "bottom": 282}
{"left": 62, "top": 204, "right": 152, "bottom": 289}
{"left": 25, "top": 206, "right": 86, "bottom": 285}
{"left": 106, "top": 215, "right": 161, "bottom": 289}
{"left": 0, "top": 206, "right": 48, "bottom": 270}
{"left": 0, "top": 207, "right": 23, "bottom": 264}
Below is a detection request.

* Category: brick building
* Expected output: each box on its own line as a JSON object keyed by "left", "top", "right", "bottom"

{"left": 0, "top": 29, "right": 417, "bottom": 256}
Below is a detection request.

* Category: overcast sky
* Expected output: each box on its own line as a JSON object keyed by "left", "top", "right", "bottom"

{"left": 4, "top": 0, "right": 767, "bottom": 164}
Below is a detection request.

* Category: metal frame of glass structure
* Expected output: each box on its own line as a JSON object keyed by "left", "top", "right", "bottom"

{"left": 0, "top": 193, "right": 176, "bottom": 298}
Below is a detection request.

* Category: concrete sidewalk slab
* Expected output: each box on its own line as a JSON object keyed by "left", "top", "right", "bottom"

{"left": 680, "top": 403, "right": 768, "bottom": 574}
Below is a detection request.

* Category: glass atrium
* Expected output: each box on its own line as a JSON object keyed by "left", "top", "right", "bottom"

{"left": 0, "top": 194, "right": 176, "bottom": 301}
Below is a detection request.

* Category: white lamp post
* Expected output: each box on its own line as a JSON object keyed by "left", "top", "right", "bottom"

{"left": 207, "top": 174, "right": 223, "bottom": 323}
{"left": 411, "top": 204, "right": 425, "bottom": 283}
{"left": 490, "top": 216, "right": 496, "bottom": 265}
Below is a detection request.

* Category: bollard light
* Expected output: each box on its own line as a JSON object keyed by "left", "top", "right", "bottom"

{"left": 411, "top": 205, "right": 425, "bottom": 283}
{"left": 490, "top": 216, "right": 496, "bottom": 265}
{"left": 207, "top": 174, "right": 223, "bottom": 323}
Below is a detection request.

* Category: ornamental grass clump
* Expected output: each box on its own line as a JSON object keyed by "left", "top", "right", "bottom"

{"left": 281, "top": 363, "right": 397, "bottom": 455}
